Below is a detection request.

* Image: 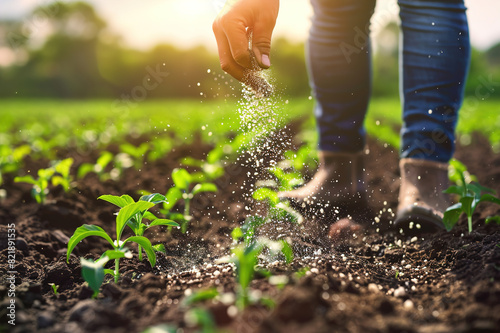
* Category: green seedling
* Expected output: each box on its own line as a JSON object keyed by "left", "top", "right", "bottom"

{"left": 51, "top": 158, "right": 74, "bottom": 192}
{"left": 161, "top": 168, "right": 217, "bottom": 233}
{"left": 184, "top": 308, "right": 216, "bottom": 333}
{"left": 486, "top": 216, "right": 500, "bottom": 225}
{"left": 99, "top": 193, "right": 179, "bottom": 260}
{"left": 283, "top": 145, "right": 318, "bottom": 172}
{"left": 230, "top": 230, "right": 293, "bottom": 309}
{"left": 15, "top": 167, "right": 55, "bottom": 204}
{"left": 148, "top": 138, "right": 173, "bottom": 162}
{"left": 181, "top": 288, "right": 219, "bottom": 308}
{"left": 80, "top": 248, "right": 130, "bottom": 298}
{"left": 141, "top": 324, "right": 178, "bottom": 333}
{"left": 448, "top": 158, "right": 477, "bottom": 187}
{"left": 0, "top": 144, "right": 30, "bottom": 186}
{"left": 181, "top": 156, "right": 225, "bottom": 182}
{"left": 77, "top": 151, "right": 114, "bottom": 180}
{"left": 119, "top": 142, "right": 150, "bottom": 170}
{"left": 48, "top": 283, "right": 59, "bottom": 295}
{"left": 15, "top": 158, "right": 74, "bottom": 203}
{"left": 67, "top": 199, "right": 159, "bottom": 283}
{"left": 252, "top": 187, "right": 303, "bottom": 224}
{"left": 443, "top": 171, "right": 500, "bottom": 232}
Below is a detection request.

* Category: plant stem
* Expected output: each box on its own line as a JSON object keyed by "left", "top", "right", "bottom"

{"left": 114, "top": 258, "right": 119, "bottom": 283}
{"left": 468, "top": 215, "right": 472, "bottom": 233}
{"left": 138, "top": 245, "right": 143, "bottom": 261}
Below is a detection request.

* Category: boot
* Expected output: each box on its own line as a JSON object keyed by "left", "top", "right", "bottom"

{"left": 278, "top": 151, "right": 366, "bottom": 209}
{"left": 395, "top": 158, "right": 450, "bottom": 233}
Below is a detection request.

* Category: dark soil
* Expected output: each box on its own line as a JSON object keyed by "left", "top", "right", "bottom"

{"left": 1, "top": 129, "right": 500, "bottom": 333}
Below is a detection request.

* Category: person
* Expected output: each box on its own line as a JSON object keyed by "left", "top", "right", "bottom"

{"left": 212, "top": 0, "right": 470, "bottom": 237}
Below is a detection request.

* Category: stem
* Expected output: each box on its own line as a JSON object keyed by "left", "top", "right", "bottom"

{"left": 468, "top": 215, "right": 472, "bottom": 233}
{"left": 138, "top": 244, "right": 143, "bottom": 261}
{"left": 184, "top": 198, "right": 191, "bottom": 217}
{"left": 114, "top": 258, "right": 119, "bottom": 283}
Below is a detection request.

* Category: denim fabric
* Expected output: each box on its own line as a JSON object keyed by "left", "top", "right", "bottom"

{"left": 307, "top": 0, "right": 470, "bottom": 162}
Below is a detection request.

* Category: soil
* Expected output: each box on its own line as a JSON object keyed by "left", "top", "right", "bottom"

{"left": 1, "top": 127, "right": 500, "bottom": 333}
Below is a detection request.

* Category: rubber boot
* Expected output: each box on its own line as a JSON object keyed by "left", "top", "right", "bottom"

{"left": 394, "top": 158, "right": 450, "bottom": 233}
{"left": 278, "top": 151, "right": 366, "bottom": 209}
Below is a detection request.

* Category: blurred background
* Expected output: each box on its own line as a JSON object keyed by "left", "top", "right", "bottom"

{"left": 0, "top": 0, "right": 499, "bottom": 100}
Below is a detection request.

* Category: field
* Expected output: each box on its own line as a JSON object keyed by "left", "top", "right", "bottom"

{"left": 1, "top": 98, "right": 500, "bottom": 333}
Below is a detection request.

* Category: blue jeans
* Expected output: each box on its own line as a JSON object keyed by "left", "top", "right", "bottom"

{"left": 307, "top": 0, "right": 470, "bottom": 162}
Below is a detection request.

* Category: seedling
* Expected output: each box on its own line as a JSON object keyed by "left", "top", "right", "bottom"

{"left": 77, "top": 151, "right": 114, "bottom": 180}
{"left": 67, "top": 199, "right": 160, "bottom": 284}
{"left": 230, "top": 229, "right": 293, "bottom": 309}
{"left": 252, "top": 187, "right": 303, "bottom": 224}
{"left": 15, "top": 158, "right": 74, "bottom": 203}
{"left": 99, "top": 193, "right": 179, "bottom": 260}
{"left": 283, "top": 145, "right": 318, "bottom": 173}
{"left": 119, "top": 142, "right": 150, "bottom": 170}
{"left": 161, "top": 168, "right": 217, "bottom": 233}
{"left": 48, "top": 283, "right": 59, "bottom": 295}
{"left": 486, "top": 216, "right": 500, "bottom": 225}
{"left": 443, "top": 171, "right": 500, "bottom": 232}
{"left": 0, "top": 144, "right": 30, "bottom": 186}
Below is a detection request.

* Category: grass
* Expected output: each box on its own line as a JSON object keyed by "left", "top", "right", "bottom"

{"left": 1, "top": 97, "right": 499, "bottom": 150}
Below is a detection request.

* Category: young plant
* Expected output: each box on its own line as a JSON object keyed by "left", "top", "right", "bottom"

{"left": 0, "top": 144, "right": 30, "bottom": 186}
{"left": 14, "top": 158, "right": 74, "bottom": 203}
{"left": 443, "top": 171, "right": 500, "bottom": 232}
{"left": 98, "top": 193, "right": 179, "bottom": 260}
{"left": 119, "top": 142, "right": 150, "bottom": 170}
{"left": 229, "top": 234, "right": 293, "bottom": 309}
{"left": 67, "top": 199, "right": 159, "bottom": 283}
{"left": 283, "top": 145, "right": 318, "bottom": 173}
{"left": 161, "top": 168, "right": 217, "bottom": 233}
{"left": 48, "top": 283, "right": 59, "bottom": 295}
{"left": 77, "top": 151, "right": 114, "bottom": 180}
{"left": 252, "top": 187, "right": 303, "bottom": 225}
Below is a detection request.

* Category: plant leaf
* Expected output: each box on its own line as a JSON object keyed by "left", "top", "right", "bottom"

{"left": 252, "top": 188, "right": 279, "bottom": 206}
{"left": 116, "top": 201, "right": 155, "bottom": 241}
{"left": 171, "top": 168, "right": 191, "bottom": 190}
{"left": 99, "top": 194, "right": 135, "bottom": 208}
{"left": 101, "top": 249, "right": 129, "bottom": 260}
{"left": 14, "top": 175, "right": 37, "bottom": 185}
{"left": 123, "top": 235, "right": 156, "bottom": 267}
{"left": 80, "top": 257, "right": 105, "bottom": 294}
{"left": 279, "top": 239, "right": 294, "bottom": 264}
{"left": 181, "top": 288, "right": 219, "bottom": 307}
{"left": 192, "top": 183, "right": 217, "bottom": 196}
{"left": 67, "top": 225, "right": 115, "bottom": 262}
{"left": 164, "top": 187, "right": 183, "bottom": 211}
{"left": 443, "top": 185, "right": 464, "bottom": 196}
{"left": 479, "top": 194, "right": 500, "bottom": 206}
{"left": 140, "top": 193, "right": 167, "bottom": 204}
{"left": 149, "top": 219, "right": 180, "bottom": 227}
{"left": 143, "top": 211, "right": 158, "bottom": 221}
{"left": 152, "top": 243, "right": 166, "bottom": 254}
{"left": 459, "top": 196, "right": 474, "bottom": 217}
{"left": 443, "top": 203, "right": 463, "bottom": 231}
{"left": 485, "top": 216, "right": 500, "bottom": 225}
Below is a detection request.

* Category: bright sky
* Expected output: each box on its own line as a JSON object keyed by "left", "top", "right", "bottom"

{"left": 1, "top": 0, "right": 500, "bottom": 51}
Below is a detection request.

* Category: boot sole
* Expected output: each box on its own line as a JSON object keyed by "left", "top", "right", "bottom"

{"left": 394, "top": 205, "right": 446, "bottom": 234}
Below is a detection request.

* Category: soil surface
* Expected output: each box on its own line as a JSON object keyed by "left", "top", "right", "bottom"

{"left": 1, "top": 128, "right": 500, "bottom": 333}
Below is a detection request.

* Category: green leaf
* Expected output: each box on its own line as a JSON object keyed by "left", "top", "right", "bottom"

{"left": 164, "top": 187, "right": 183, "bottom": 210}
{"left": 67, "top": 225, "right": 115, "bottom": 262}
{"left": 479, "top": 194, "right": 500, "bottom": 206}
{"left": 252, "top": 188, "right": 279, "bottom": 206}
{"left": 149, "top": 219, "right": 180, "bottom": 228}
{"left": 101, "top": 249, "right": 129, "bottom": 260}
{"left": 485, "top": 216, "right": 500, "bottom": 225}
{"left": 443, "top": 185, "right": 465, "bottom": 196}
{"left": 14, "top": 175, "right": 37, "bottom": 185}
{"left": 123, "top": 235, "right": 156, "bottom": 267}
{"left": 181, "top": 157, "right": 204, "bottom": 168}
{"left": 192, "top": 183, "right": 217, "bottom": 196}
{"left": 104, "top": 269, "right": 115, "bottom": 276}
{"left": 231, "top": 227, "right": 244, "bottom": 241}
{"left": 459, "top": 196, "right": 474, "bottom": 217}
{"left": 77, "top": 163, "right": 94, "bottom": 179}
{"left": 116, "top": 201, "right": 155, "bottom": 240}
{"left": 182, "top": 288, "right": 219, "bottom": 307}
{"left": 80, "top": 257, "right": 105, "bottom": 294}
{"left": 96, "top": 151, "right": 114, "bottom": 169}
{"left": 152, "top": 243, "right": 166, "bottom": 254}
{"left": 171, "top": 168, "right": 191, "bottom": 190}
{"left": 279, "top": 239, "right": 294, "bottom": 264}
{"left": 443, "top": 203, "right": 463, "bottom": 231}
{"left": 140, "top": 193, "right": 167, "bottom": 204}
{"left": 99, "top": 194, "right": 135, "bottom": 208}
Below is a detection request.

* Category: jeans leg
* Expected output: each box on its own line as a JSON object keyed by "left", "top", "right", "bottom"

{"left": 399, "top": 0, "right": 470, "bottom": 163}
{"left": 307, "top": 0, "right": 376, "bottom": 153}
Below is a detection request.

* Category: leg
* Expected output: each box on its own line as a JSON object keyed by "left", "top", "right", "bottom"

{"left": 280, "top": 0, "right": 376, "bottom": 241}
{"left": 396, "top": 0, "right": 471, "bottom": 232}
{"left": 308, "top": 0, "right": 376, "bottom": 153}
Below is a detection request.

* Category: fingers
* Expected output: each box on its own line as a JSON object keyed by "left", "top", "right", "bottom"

{"left": 251, "top": 12, "right": 278, "bottom": 69}
{"left": 212, "top": 19, "right": 246, "bottom": 82}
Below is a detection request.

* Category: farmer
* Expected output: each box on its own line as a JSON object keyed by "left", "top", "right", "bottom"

{"left": 212, "top": 0, "right": 470, "bottom": 236}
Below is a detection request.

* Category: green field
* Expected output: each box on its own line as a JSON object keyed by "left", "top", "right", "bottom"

{"left": 1, "top": 97, "right": 499, "bottom": 151}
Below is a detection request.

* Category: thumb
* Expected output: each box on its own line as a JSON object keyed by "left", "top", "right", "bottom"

{"left": 251, "top": 18, "right": 276, "bottom": 69}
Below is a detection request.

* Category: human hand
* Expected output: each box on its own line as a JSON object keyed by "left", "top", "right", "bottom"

{"left": 212, "top": 0, "right": 279, "bottom": 88}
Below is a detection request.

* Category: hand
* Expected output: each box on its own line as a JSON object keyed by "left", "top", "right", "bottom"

{"left": 212, "top": 0, "right": 279, "bottom": 84}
